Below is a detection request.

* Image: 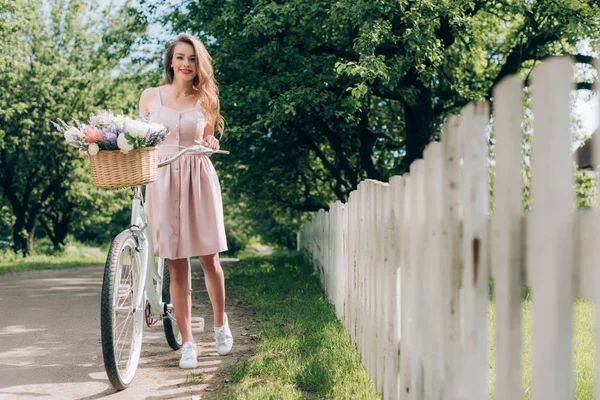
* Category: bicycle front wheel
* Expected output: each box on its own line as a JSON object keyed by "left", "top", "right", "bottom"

{"left": 100, "top": 230, "right": 144, "bottom": 390}
{"left": 162, "top": 260, "right": 183, "bottom": 350}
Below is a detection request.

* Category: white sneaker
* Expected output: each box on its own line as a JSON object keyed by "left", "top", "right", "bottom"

{"left": 214, "top": 313, "right": 233, "bottom": 356}
{"left": 179, "top": 341, "right": 198, "bottom": 369}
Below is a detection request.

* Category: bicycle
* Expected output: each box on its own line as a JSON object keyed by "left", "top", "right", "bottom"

{"left": 99, "top": 144, "right": 229, "bottom": 390}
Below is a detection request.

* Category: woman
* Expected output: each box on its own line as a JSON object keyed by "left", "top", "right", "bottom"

{"left": 138, "top": 34, "right": 233, "bottom": 369}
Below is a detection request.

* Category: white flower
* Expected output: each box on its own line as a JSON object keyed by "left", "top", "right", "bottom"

{"left": 88, "top": 142, "right": 100, "bottom": 156}
{"left": 117, "top": 133, "right": 134, "bottom": 154}
{"left": 89, "top": 110, "right": 114, "bottom": 127}
{"left": 113, "top": 114, "right": 130, "bottom": 129}
{"left": 127, "top": 120, "right": 149, "bottom": 138}
{"left": 63, "top": 126, "right": 82, "bottom": 147}
{"left": 149, "top": 123, "right": 165, "bottom": 133}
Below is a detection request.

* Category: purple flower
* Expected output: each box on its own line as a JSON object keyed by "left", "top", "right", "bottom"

{"left": 103, "top": 132, "right": 118, "bottom": 148}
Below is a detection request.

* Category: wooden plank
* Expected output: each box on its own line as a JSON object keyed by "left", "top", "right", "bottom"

{"left": 440, "top": 115, "right": 464, "bottom": 399}
{"left": 375, "top": 181, "right": 390, "bottom": 394}
{"left": 460, "top": 101, "right": 490, "bottom": 400}
{"left": 491, "top": 75, "right": 524, "bottom": 400}
{"left": 372, "top": 180, "right": 384, "bottom": 391}
{"left": 409, "top": 159, "right": 426, "bottom": 400}
{"left": 422, "top": 144, "right": 434, "bottom": 399}
{"left": 575, "top": 209, "right": 600, "bottom": 299}
{"left": 357, "top": 182, "right": 367, "bottom": 365}
{"left": 318, "top": 208, "right": 326, "bottom": 279}
{"left": 529, "top": 57, "right": 574, "bottom": 400}
{"left": 365, "top": 180, "right": 376, "bottom": 384}
{"left": 400, "top": 172, "right": 413, "bottom": 398}
{"left": 350, "top": 189, "right": 359, "bottom": 344}
{"left": 346, "top": 190, "right": 357, "bottom": 339}
{"left": 340, "top": 202, "right": 348, "bottom": 323}
{"left": 429, "top": 142, "right": 445, "bottom": 400}
{"left": 361, "top": 181, "right": 370, "bottom": 370}
{"left": 333, "top": 201, "right": 344, "bottom": 317}
{"left": 594, "top": 51, "right": 600, "bottom": 400}
{"left": 386, "top": 175, "right": 403, "bottom": 400}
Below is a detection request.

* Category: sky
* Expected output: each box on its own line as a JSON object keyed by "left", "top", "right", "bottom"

{"left": 576, "top": 93, "right": 598, "bottom": 139}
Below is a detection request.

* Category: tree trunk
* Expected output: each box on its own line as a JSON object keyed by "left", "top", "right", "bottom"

{"left": 26, "top": 221, "right": 36, "bottom": 256}
{"left": 12, "top": 215, "right": 27, "bottom": 256}
{"left": 13, "top": 214, "right": 37, "bottom": 256}
{"left": 358, "top": 109, "right": 385, "bottom": 181}
{"left": 40, "top": 213, "right": 70, "bottom": 252}
{"left": 402, "top": 84, "right": 435, "bottom": 172}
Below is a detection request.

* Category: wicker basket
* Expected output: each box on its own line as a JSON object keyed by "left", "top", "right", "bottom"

{"left": 89, "top": 147, "right": 158, "bottom": 189}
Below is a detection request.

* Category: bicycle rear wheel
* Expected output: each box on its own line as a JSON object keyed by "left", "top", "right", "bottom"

{"left": 100, "top": 230, "right": 144, "bottom": 390}
{"left": 162, "top": 260, "right": 183, "bottom": 350}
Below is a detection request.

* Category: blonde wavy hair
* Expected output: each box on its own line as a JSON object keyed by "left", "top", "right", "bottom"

{"left": 161, "top": 34, "right": 224, "bottom": 136}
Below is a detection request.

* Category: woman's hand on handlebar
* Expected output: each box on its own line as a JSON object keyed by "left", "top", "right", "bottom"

{"left": 197, "top": 135, "right": 220, "bottom": 151}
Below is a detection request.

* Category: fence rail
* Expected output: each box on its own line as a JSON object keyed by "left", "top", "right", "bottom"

{"left": 298, "top": 56, "right": 600, "bottom": 400}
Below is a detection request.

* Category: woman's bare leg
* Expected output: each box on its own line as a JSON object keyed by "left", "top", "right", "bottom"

{"left": 199, "top": 253, "right": 225, "bottom": 326}
{"left": 168, "top": 258, "right": 193, "bottom": 343}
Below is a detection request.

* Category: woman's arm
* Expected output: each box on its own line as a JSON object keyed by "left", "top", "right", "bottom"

{"left": 202, "top": 123, "right": 220, "bottom": 150}
{"left": 138, "top": 88, "right": 154, "bottom": 118}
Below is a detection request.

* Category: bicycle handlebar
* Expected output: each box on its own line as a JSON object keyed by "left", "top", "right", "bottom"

{"left": 157, "top": 145, "right": 230, "bottom": 168}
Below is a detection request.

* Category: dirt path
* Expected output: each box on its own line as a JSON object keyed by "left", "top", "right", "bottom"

{"left": 0, "top": 259, "right": 258, "bottom": 399}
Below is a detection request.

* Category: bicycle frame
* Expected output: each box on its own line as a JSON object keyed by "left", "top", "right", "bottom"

{"left": 128, "top": 185, "right": 161, "bottom": 317}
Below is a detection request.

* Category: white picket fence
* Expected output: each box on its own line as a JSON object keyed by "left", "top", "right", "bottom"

{"left": 298, "top": 56, "right": 600, "bottom": 400}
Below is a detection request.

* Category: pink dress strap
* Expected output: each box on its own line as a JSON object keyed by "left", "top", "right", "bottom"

{"left": 155, "top": 87, "right": 163, "bottom": 106}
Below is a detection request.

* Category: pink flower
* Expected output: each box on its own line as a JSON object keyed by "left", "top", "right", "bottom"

{"left": 84, "top": 126, "right": 103, "bottom": 143}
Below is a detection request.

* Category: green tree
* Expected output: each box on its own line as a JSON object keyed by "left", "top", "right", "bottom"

{"left": 164, "top": 0, "right": 599, "bottom": 247}
{"left": 0, "top": 0, "right": 150, "bottom": 255}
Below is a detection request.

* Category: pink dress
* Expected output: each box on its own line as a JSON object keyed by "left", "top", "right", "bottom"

{"left": 144, "top": 86, "right": 228, "bottom": 259}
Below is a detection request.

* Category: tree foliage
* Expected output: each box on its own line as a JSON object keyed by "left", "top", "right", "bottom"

{"left": 164, "top": 0, "right": 599, "bottom": 246}
{"left": 0, "top": 0, "right": 150, "bottom": 254}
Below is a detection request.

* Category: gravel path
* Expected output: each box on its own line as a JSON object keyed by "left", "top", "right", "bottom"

{"left": 0, "top": 259, "right": 257, "bottom": 400}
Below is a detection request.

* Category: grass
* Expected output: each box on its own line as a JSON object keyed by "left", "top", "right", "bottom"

{"left": 0, "top": 239, "right": 106, "bottom": 275}
{"left": 216, "top": 251, "right": 379, "bottom": 400}
{"left": 488, "top": 299, "right": 595, "bottom": 399}
{"left": 185, "top": 372, "right": 205, "bottom": 385}
{"left": 217, "top": 252, "right": 594, "bottom": 399}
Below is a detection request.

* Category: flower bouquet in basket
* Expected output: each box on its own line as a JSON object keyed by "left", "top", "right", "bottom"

{"left": 52, "top": 110, "right": 169, "bottom": 189}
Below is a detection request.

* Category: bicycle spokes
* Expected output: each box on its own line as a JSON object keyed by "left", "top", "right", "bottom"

{"left": 113, "top": 248, "right": 139, "bottom": 374}
{"left": 101, "top": 231, "right": 144, "bottom": 390}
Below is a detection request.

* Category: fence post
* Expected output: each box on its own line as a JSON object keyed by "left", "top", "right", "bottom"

{"left": 348, "top": 189, "right": 358, "bottom": 344}
{"left": 491, "top": 74, "right": 524, "bottom": 400}
{"left": 529, "top": 57, "right": 575, "bottom": 400}
{"left": 428, "top": 142, "right": 445, "bottom": 399}
{"left": 374, "top": 181, "right": 388, "bottom": 393}
{"left": 422, "top": 145, "right": 434, "bottom": 399}
{"left": 461, "top": 101, "right": 490, "bottom": 400}
{"left": 338, "top": 202, "right": 347, "bottom": 321}
{"left": 409, "top": 159, "right": 426, "bottom": 399}
{"left": 400, "top": 172, "right": 412, "bottom": 397}
{"left": 366, "top": 180, "right": 377, "bottom": 387}
{"left": 386, "top": 175, "right": 403, "bottom": 400}
{"left": 441, "top": 115, "right": 464, "bottom": 399}
{"left": 594, "top": 53, "right": 600, "bottom": 400}
{"left": 358, "top": 182, "right": 367, "bottom": 367}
